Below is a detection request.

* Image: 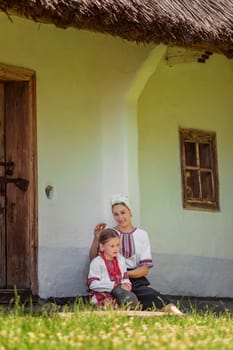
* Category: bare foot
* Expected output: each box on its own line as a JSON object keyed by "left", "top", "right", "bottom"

{"left": 160, "top": 303, "right": 184, "bottom": 316}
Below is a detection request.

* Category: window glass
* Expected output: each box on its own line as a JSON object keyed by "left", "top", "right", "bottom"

{"left": 186, "top": 170, "right": 200, "bottom": 199}
{"left": 199, "top": 143, "right": 211, "bottom": 168}
{"left": 201, "top": 172, "right": 214, "bottom": 201}
{"left": 185, "top": 142, "right": 197, "bottom": 166}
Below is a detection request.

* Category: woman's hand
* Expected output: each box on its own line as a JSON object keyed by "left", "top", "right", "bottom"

{"left": 89, "top": 223, "right": 106, "bottom": 261}
{"left": 94, "top": 223, "right": 107, "bottom": 239}
{"left": 120, "top": 283, "right": 132, "bottom": 291}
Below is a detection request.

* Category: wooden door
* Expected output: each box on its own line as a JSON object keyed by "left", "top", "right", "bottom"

{"left": 0, "top": 82, "right": 6, "bottom": 288}
{"left": 0, "top": 64, "right": 38, "bottom": 299}
{"left": 5, "top": 82, "right": 31, "bottom": 288}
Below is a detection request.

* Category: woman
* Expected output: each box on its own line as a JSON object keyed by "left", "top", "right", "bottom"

{"left": 89, "top": 194, "right": 183, "bottom": 315}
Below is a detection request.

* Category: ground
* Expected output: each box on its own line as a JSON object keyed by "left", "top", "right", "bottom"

{"left": 42, "top": 295, "right": 233, "bottom": 315}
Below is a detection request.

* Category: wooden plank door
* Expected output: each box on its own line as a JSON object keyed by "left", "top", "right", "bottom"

{"left": 0, "top": 64, "right": 38, "bottom": 300}
{"left": 0, "top": 82, "right": 6, "bottom": 288}
{"left": 4, "top": 82, "right": 31, "bottom": 288}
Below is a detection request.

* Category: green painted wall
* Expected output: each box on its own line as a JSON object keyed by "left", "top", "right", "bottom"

{"left": 138, "top": 54, "right": 233, "bottom": 260}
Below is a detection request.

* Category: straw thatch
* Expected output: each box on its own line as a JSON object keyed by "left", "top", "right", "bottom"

{"left": 0, "top": 0, "right": 233, "bottom": 57}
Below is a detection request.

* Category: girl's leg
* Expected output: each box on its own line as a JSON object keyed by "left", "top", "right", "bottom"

{"left": 92, "top": 291, "right": 118, "bottom": 308}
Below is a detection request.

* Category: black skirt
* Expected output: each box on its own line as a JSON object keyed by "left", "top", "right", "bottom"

{"left": 130, "top": 276, "right": 170, "bottom": 310}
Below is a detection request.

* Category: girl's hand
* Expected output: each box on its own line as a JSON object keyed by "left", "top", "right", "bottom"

{"left": 121, "top": 283, "right": 132, "bottom": 291}
{"left": 94, "top": 223, "right": 107, "bottom": 239}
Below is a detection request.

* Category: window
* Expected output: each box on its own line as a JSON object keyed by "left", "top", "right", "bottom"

{"left": 179, "top": 128, "right": 220, "bottom": 211}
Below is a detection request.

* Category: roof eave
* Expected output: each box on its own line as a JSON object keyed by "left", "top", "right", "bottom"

{"left": 1, "top": 7, "right": 233, "bottom": 59}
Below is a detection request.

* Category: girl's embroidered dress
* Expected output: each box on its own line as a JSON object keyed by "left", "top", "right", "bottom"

{"left": 88, "top": 253, "right": 131, "bottom": 307}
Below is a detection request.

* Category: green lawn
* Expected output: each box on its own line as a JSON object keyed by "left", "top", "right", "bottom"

{"left": 0, "top": 304, "right": 233, "bottom": 350}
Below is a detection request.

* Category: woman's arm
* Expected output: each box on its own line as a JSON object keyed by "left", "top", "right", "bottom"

{"left": 89, "top": 223, "right": 107, "bottom": 261}
{"left": 89, "top": 236, "right": 99, "bottom": 261}
{"left": 128, "top": 229, "right": 153, "bottom": 278}
{"left": 127, "top": 265, "right": 149, "bottom": 278}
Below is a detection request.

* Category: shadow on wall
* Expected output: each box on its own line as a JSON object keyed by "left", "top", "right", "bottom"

{"left": 38, "top": 248, "right": 233, "bottom": 299}
{"left": 150, "top": 253, "right": 233, "bottom": 298}
{"left": 39, "top": 247, "right": 90, "bottom": 298}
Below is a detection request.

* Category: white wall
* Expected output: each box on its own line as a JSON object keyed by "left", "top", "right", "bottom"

{"left": 2, "top": 11, "right": 232, "bottom": 298}
{"left": 0, "top": 12, "right": 152, "bottom": 297}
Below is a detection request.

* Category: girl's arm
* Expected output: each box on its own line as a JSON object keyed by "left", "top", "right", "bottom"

{"left": 89, "top": 223, "right": 107, "bottom": 261}
{"left": 88, "top": 258, "right": 114, "bottom": 292}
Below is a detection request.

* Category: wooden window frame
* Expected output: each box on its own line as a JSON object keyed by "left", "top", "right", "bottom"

{"left": 179, "top": 128, "right": 220, "bottom": 211}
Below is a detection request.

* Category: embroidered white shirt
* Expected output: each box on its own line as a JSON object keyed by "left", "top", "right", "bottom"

{"left": 117, "top": 228, "right": 153, "bottom": 270}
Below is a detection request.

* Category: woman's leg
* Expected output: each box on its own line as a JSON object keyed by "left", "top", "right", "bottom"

{"left": 132, "top": 285, "right": 183, "bottom": 314}
{"left": 132, "top": 285, "right": 170, "bottom": 310}
{"left": 159, "top": 303, "right": 184, "bottom": 315}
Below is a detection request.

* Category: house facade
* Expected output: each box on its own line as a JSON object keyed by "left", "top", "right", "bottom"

{"left": 0, "top": 2, "right": 232, "bottom": 300}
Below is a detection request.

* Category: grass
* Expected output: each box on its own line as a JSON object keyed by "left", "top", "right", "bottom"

{"left": 0, "top": 301, "right": 233, "bottom": 350}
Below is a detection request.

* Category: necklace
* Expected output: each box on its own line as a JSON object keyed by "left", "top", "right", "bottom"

{"left": 101, "top": 253, "right": 121, "bottom": 283}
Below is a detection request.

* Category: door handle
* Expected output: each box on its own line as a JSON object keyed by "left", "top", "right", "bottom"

{"left": 0, "top": 176, "right": 29, "bottom": 191}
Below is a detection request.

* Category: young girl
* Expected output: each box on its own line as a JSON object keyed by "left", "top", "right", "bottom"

{"left": 89, "top": 194, "right": 184, "bottom": 315}
{"left": 88, "top": 228, "right": 136, "bottom": 307}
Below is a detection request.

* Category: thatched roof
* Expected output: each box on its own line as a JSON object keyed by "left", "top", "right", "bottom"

{"left": 1, "top": 0, "right": 233, "bottom": 58}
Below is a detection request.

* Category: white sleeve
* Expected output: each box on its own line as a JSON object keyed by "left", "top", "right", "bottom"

{"left": 87, "top": 258, "right": 115, "bottom": 292}
{"left": 138, "top": 231, "right": 153, "bottom": 267}
{"left": 118, "top": 255, "right": 132, "bottom": 285}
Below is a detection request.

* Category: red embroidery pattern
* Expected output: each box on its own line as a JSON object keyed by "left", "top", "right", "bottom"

{"left": 123, "top": 272, "right": 129, "bottom": 280}
{"left": 120, "top": 232, "right": 136, "bottom": 258}
{"left": 87, "top": 277, "right": 100, "bottom": 287}
{"left": 139, "top": 259, "right": 153, "bottom": 267}
{"left": 93, "top": 292, "right": 118, "bottom": 307}
{"left": 101, "top": 253, "right": 122, "bottom": 285}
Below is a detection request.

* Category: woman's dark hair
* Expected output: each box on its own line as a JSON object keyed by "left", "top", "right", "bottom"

{"left": 99, "top": 228, "right": 119, "bottom": 245}
{"left": 112, "top": 202, "right": 130, "bottom": 211}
